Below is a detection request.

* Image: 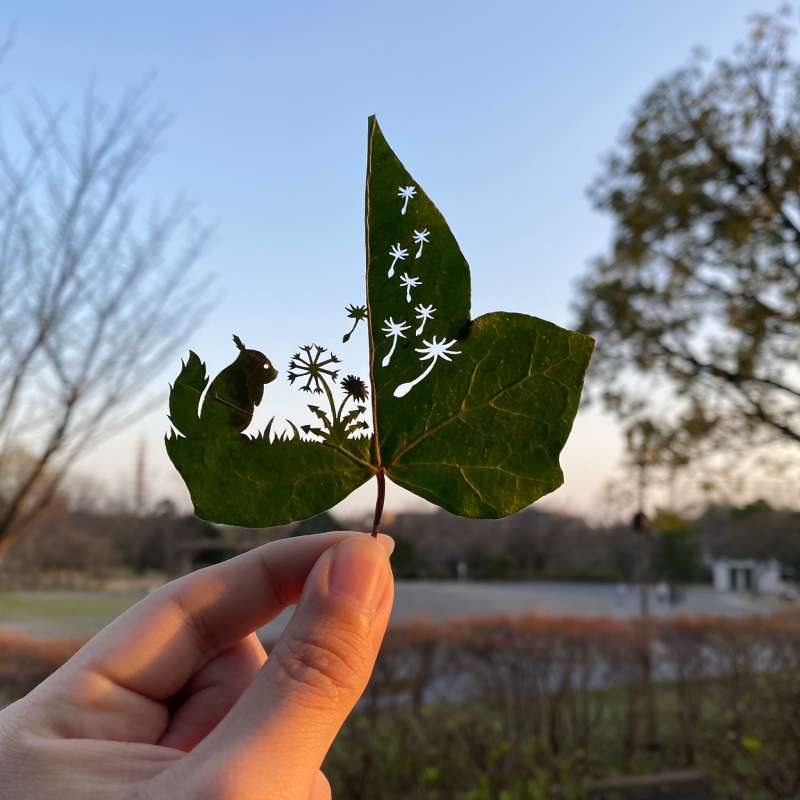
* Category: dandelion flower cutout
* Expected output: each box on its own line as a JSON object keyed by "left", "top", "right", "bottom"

{"left": 287, "top": 344, "right": 341, "bottom": 394}
{"left": 341, "top": 374, "right": 369, "bottom": 402}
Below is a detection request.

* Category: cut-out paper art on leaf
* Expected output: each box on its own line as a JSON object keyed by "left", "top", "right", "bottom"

{"left": 341, "top": 374, "right": 369, "bottom": 402}
{"left": 413, "top": 228, "right": 430, "bottom": 258}
{"left": 287, "top": 344, "right": 340, "bottom": 395}
{"left": 414, "top": 303, "right": 435, "bottom": 336}
{"left": 399, "top": 272, "right": 421, "bottom": 303}
{"left": 398, "top": 185, "right": 416, "bottom": 215}
{"left": 296, "top": 354, "right": 370, "bottom": 443}
{"left": 381, "top": 317, "right": 411, "bottom": 367}
{"left": 387, "top": 243, "right": 408, "bottom": 278}
{"left": 166, "top": 116, "right": 594, "bottom": 532}
{"left": 394, "top": 336, "right": 461, "bottom": 399}
{"left": 199, "top": 334, "right": 278, "bottom": 434}
{"left": 342, "top": 303, "right": 368, "bottom": 343}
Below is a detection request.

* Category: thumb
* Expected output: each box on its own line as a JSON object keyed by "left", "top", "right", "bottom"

{"left": 182, "top": 533, "right": 394, "bottom": 799}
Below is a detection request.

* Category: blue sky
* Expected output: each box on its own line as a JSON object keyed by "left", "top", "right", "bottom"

{"left": 1, "top": 0, "right": 770, "bottom": 519}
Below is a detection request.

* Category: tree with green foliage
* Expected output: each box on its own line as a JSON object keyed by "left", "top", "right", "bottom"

{"left": 576, "top": 9, "right": 800, "bottom": 456}
{"left": 653, "top": 511, "right": 702, "bottom": 584}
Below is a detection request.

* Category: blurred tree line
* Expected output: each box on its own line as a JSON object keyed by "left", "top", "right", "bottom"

{"left": 381, "top": 504, "right": 798, "bottom": 583}
{"left": 5, "top": 495, "right": 798, "bottom": 587}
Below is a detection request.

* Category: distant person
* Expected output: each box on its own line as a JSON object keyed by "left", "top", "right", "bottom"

{"left": 0, "top": 532, "right": 395, "bottom": 799}
{"left": 668, "top": 583, "right": 682, "bottom": 607}
{"left": 615, "top": 582, "right": 628, "bottom": 607}
{"left": 656, "top": 581, "right": 669, "bottom": 606}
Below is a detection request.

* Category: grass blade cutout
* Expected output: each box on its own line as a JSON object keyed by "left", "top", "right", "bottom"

{"left": 166, "top": 117, "right": 594, "bottom": 531}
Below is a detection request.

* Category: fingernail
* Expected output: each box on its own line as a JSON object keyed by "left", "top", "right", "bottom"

{"left": 377, "top": 533, "right": 395, "bottom": 557}
{"left": 329, "top": 536, "right": 389, "bottom": 611}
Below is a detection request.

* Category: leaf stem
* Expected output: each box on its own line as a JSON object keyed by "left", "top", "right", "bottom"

{"left": 365, "top": 118, "right": 382, "bottom": 470}
{"left": 371, "top": 467, "right": 385, "bottom": 537}
{"left": 321, "top": 379, "right": 339, "bottom": 434}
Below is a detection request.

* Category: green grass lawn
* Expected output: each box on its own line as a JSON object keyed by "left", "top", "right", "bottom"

{"left": 0, "top": 591, "right": 141, "bottom": 626}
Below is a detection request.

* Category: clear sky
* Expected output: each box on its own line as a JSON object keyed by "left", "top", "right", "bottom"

{"left": 1, "top": 0, "right": 770, "bottom": 520}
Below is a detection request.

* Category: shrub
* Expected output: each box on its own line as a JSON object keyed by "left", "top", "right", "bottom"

{"left": 3, "top": 610, "right": 800, "bottom": 797}
{"left": 0, "top": 633, "right": 81, "bottom": 705}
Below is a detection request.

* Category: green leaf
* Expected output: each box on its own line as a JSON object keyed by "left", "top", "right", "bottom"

{"left": 168, "top": 352, "right": 208, "bottom": 438}
{"left": 165, "top": 337, "right": 373, "bottom": 527}
{"left": 165, "top": 118, "right": 593, "bottom": 528}
{"left": 366, "top": 117, "right": 594, "bottom": 517}
{"left": 308, "top": 405, "right": 333, "bottom": 427}
{"left": 341, "top": 406, "right": 366, "bottom": 427}
{"left": 166, "top": 433, "right": 372, "bottom": 528}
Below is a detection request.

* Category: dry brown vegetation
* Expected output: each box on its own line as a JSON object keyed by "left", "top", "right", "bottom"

{"left": 0, "top": 633, "right": 80, "bottom": 704}
{"left": 341, "top": 612, "right": 800, "bottom": 798}
{"left": 3, "top": 612, "right": 800, "bottom": 797}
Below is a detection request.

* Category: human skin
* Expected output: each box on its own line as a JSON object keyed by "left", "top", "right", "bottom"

{"left": 0, "top": 531, "right": 395, "bottom": 799}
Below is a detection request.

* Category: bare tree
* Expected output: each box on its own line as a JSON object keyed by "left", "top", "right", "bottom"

{"left": 0, "top": 76, "right": 211, "bottom": 553}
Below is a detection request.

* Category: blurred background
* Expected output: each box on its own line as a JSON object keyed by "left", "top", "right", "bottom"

{"left": 1, "top": 2, "right": 800, "bottom": 798}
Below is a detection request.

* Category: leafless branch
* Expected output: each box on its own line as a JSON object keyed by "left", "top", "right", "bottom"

{"left": 0, "top": 81, "right": 212, "bottom": 543}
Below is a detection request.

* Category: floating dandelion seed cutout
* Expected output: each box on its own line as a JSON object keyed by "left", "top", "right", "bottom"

{"left": 414, "top": 304, "right": 435, "bottom": 335}
{"left": 342, "top": 304, "right": 368, "bottom": 343}
{"left": 412, "top": 228, "right": 430, "bottom": 258}
{"left": 165, "top": 116, "right": 594, "bottom": 529}
{"left": 398, "top": 185, "right": 416, "bottom": 214}
{"left": 387, "top": 243, "right": 408, "bottom": 278}
{"left": 398, "top": 272, "right": 422, "bottom": 304}
{"left": 381, "top": 317, "right": 411, "bottom": 367}
{"left": 395, "top": 336, "right": 461, "bottom": 399}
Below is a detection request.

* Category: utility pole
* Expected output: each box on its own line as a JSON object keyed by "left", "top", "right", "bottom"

{"left": 626, "top": 419, "right": 659, "bottom": 753}
{"left": 133, "top": 439, "right": 147, "bottom": 515}
{"left": 627, "top": 421, "right": 656, "bottom": 618}
{"left": 633, "top": 509, "right": 652, "bottom": 617}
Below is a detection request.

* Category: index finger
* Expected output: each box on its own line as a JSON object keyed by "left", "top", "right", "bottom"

{"left": 65, "top": 531, "right": 391, "bottom": 700}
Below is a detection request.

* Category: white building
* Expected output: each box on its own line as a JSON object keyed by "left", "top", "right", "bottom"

{"left": 711, "top": 558, "right": 784, "bottom": 594}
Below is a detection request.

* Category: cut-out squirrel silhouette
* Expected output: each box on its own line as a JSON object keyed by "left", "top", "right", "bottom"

{"left": 200, "top": 335, "right": 278, "bottom": 434}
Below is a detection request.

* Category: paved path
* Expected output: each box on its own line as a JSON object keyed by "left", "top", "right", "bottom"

{"left": 0, "top": 582, "right": 774, "bottom": 642}
{"left": 258, "top": 580, "right": 773, "bottom": 640}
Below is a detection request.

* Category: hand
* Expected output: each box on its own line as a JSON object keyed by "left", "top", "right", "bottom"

{"left": 0, "top": 531, "right": 394, "bottom": 799}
